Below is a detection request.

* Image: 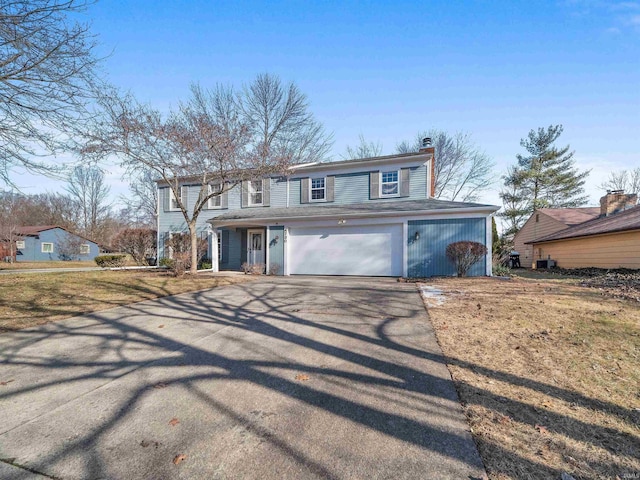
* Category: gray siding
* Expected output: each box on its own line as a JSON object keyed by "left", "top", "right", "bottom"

{"left": 267, "top": 226, "right": 285, "bottom": 275}
{"left": 407, "top": 218, "right": 486, "bottom": 277}
{"left": 290, "top": 166, "right": 427, "bottom": 207}
{"left": 270, "top": 177, "right": 288, "bottom": 208}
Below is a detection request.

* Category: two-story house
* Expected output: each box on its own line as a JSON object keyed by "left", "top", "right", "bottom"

{"left": 157, "top": 141, "right": 499, "bottom": 277}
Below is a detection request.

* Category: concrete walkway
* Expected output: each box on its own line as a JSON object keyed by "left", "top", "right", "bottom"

{"left": 0, "top": 277, "right": 486, "bottom": 480}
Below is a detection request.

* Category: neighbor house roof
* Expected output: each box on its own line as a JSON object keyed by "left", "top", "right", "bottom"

{"left": 15, "top": 225, "right": 98, "bottom": 245}
{"left": 528, "top": 205, "right": 640, "bottom": 243}
{"left": 538, "top": 207, "right": 600, "bottom": 226}
{"left": 15, "top": 225, "right": 59, "bottom": 236}
{"left": 210, "top": 198, "right": 498, "bottom": 225}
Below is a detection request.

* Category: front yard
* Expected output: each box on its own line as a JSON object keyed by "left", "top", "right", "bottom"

{"left": 423, "top": 272, "right": 640, "bottom": 480}
{"left": 0, "top": 270, "right": 254, "bottom": 332}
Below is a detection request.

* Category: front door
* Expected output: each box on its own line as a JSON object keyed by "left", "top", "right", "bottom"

{"left": 247, "top": 229, "right": 265, "bottom": 266}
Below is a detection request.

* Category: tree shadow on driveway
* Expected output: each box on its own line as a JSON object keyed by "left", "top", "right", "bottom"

{"left": 1, "top": 277, "right": 634, "bottom": 479}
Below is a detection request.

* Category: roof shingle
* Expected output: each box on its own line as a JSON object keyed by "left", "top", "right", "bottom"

{"left": 529, "top": 206, "right": 640, "bottom": 243}
{"left": 210, "top": 198, "right": 498, "bottom": 224}
{"left": 539, "top": 207, "right": 600, "bottom": 226}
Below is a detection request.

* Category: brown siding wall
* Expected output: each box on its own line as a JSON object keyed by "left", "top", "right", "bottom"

{"left": 533, "top": 230, "right": 640, "bottom": 269}
{"left": 513, "top": 212, "right": 568, "bottom": 268}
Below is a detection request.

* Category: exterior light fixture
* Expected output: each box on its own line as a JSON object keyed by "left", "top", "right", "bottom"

{"left": 338, "top": 219, "right": 347, "bottom": 225}
{"left": 414, "top": 231, "right": 420, "bottom": 241}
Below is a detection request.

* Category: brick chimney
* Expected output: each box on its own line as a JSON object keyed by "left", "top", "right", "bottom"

{"left": 599, "top": 190, "right": 638, "bottom": 216}
{"left": 419, "top": 137, "right": 436, "bottom": 197}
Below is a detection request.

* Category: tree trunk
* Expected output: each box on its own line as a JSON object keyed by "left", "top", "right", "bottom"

{"left": 189, "top": 222, "right": 198, "bottom": 275}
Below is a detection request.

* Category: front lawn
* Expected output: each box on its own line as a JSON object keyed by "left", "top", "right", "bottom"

{"left": 0, "top": 270, "right": 254, "bottom": 332}
{"left": 423, "top": 273, "right": 639, "bottom": 480}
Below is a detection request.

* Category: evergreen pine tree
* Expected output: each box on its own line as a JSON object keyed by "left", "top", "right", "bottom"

{"left": 491, "top": 217, "right": 501, "bottom": 255}
{"left": 499, "top": 125, "right": 590, "bottom": 238}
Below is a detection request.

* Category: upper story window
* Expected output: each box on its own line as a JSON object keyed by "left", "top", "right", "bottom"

{"left": 208, "top": 184, "right": 222, "bottom": 208}
{"left": 41, "top": 242, "right": 53, "bottom": 253}
{"left": 169, "top": 188, "right": 182, "bottom": 210}
{"left": 381, "top": 171, "right": 399, "bottom": 196}
{"left": 310, "top": 178, "right": 326, "bottom": 201}
{"left": 249, "top": 180, "right": 263, "bottom": 206}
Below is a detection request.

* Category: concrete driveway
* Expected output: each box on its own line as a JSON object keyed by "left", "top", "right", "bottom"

{"left": 0, "top": 277, "right": 485, "bottom": 480}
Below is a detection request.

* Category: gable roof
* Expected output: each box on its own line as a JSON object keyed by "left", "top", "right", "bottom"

{"left": 538, "top": 207, "right": 600, "bottom": 226}
{"left": 15, "top": 225, "right": 59, "bottom": 236}
{"left": 528, "top": 205, "right": 640, "bottom": 243}
{"left": 15, "top": 225, "right": 97, "bottom": 245}
{"left": 210, "top": 198, "right": 498, "bottom": 225}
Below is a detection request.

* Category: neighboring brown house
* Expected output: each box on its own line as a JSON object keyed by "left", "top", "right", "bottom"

{"left": 525, "top": 193, "right": 640, "bottom": 270}
{"left": 513, "top": 207, "right": 600, "bottom": 268}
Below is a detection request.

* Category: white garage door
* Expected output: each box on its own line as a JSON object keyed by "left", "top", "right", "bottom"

{"left": 288, "top": 224, "right": 403, "bottom": 276}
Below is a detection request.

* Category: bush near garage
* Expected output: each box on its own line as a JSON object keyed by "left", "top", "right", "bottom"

{"left": 446, "top": 241, "right": 488, "bottom": 277}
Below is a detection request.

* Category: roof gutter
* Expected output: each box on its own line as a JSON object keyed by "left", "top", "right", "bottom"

{"left": 209, "top": 205, "right": 498, "bottom": 227}
{"left": 525, "top": 226, "right": 640, "bottom": 244}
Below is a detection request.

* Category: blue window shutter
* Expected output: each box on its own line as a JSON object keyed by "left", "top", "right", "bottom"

{"left": 241, "top": 181, "right": 248, "bottom": 208}
{"left": 221, "top": 188, "right": 228, "bottom": 209}
{"left": 370, "top": 171, "right": 380, "bottom": 199}
{"left": 326, "top": 176, "right": 335, "bottom": 202}
{"left": 162, "top": 188, "right": 169, "bottom": 212}
{"left": 301, "top": 177, "right": 310, "bottom": 203}
{"left": 181, "top": 186, "right": 188, "bottom": 210}
{"left": 400, "top": 168, "right": 410, "bottom": 197}
{"left": 263, "top": 178, "right": 270, "bottom": 206}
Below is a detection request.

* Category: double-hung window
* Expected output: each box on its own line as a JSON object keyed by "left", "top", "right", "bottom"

{"left": 169, "top": 188, "right": 182, "bottom": 210}
{"left": 249, "top": 180, "right": 263, "bottom": 206}
{"left": 381, "top": 171, "right": 399, "bottom": 196}
{"left": 41, "top": 242, "right": 53, "bottom": 253}
{"left": 310, "top": 177, "right": 326, "bottom": 201}
{"left": 16, "top": 240, "right": 25, "bottom": 249}
{"left": 80, "top": 244, "right": 90, "bottom": 255}
{"left": 208, "top": 184, "right": 222, "bottom": 208}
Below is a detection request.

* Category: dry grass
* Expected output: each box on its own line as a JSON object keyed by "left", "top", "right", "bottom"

{"left": 0, "top": 270, "right": 255, "bottom": 332}
{"left": 422, "top": 273, "right": 640, "bottom": 480}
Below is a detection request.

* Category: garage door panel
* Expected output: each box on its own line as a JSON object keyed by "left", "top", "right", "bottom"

{"left": 289, "top": 224, "right": 402, "bottom": 276}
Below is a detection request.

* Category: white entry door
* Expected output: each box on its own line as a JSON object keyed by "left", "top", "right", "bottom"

{"left": 247, "top": 229, "right": 265, "bottom": 266}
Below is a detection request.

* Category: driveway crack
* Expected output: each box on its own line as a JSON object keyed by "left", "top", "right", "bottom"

{"left": 0, "top": 457, "right": 61, "bottom": 479}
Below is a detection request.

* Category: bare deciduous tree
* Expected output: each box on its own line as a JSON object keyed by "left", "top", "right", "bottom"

{"left": 242, "top": 73, "right": 333, "bottom": 166}
{"left": 342, "top": 134, "right": 383, "bottom": 160}
{"left": 55, "top": 231, "right": 85, "bottom": 261}
{"left": 125, "top": 168, "right": 158, "bottom": 227}
{"left": 0, "top": 191, "right": 21, "bottom": 262}
{"left": 397, "top": 130, "right": 494, "bottom": 202}
{"left": 599, "top": 168, "right": 640, "bottom": 197}
{"left": 65, "top": 165, "right": 111, "bottom": 239}
{"left": 82, "top": 74, "right": 332, "bottom": 274}
{"left": 0, "top": 0, "right": 100, "bottom": 184}
{"left": 113, "top": 228, "right": 156, "bottom": 265}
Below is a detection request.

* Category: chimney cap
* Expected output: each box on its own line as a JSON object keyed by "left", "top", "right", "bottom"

{"left": 421, "top": 137, "right": 432, "bottom": 148}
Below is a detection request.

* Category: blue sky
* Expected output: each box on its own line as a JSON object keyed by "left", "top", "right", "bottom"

{"left": 13, "top": 0, "right": 640, "bottom": 214}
